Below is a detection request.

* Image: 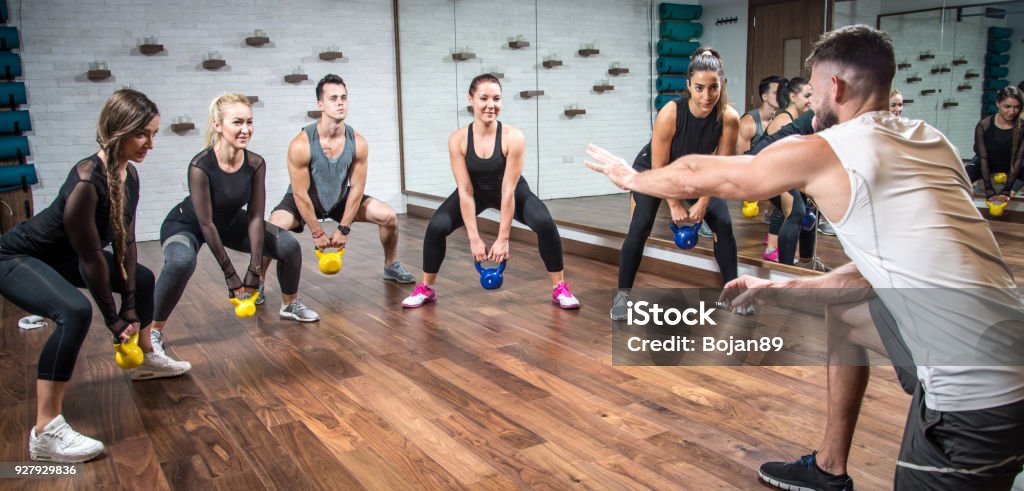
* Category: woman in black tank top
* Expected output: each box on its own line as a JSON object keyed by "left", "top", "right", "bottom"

{"left": 0, "top": 90, "right": 159, "bottom": 462}
{"left": 403, "top": 74, "right": 580, "bottom": 309}
{"left": 966, "top": 86, "right": 1024, "bottom": 200}
{"left": 612, "top": 47, "right": 741, "bottom": 320}
{"left": 761, "top": 77, "right": 812, "bottom": 263}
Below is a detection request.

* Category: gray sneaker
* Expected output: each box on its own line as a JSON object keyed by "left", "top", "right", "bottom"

{"left": 150, "top": 329, "right": 165, "bottom": 354}
{"left": 818, "top": 221, "right": 836, "bottom": 236}
{"left": 255, "top": 282, "right": 265, "bottom": 305}
{"left": 280, "top": 298, "right": 320, "bottom": 322}
{"left": 383, "top": 262, "right": 416, "bottom": 283}
{"left": 610, "top": 290, "right": 630, "bottom": 321}
{"left": 698, "top": 222, "right": 713, "bottom": 238}
{"left": 132, "top": 352, "right": 191, "bottom": 381}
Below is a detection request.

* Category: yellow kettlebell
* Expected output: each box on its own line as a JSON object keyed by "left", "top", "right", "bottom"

{"left": 114, "top": 333, "right": 143, "bottom": 369}
{"left": 230, "top": 292, "right": 260, "bottom": 318}
{"left": 742, "top": 200, "right": 760, "bottom": 218}
{"left": 316, "top": 248, "right": 344, "bottom": 275}
{"left": 987, "top": 200, "right": 1008, "bottom": 217}
{"left": 994, "top": 172, "right": 1007, "bottom": 185}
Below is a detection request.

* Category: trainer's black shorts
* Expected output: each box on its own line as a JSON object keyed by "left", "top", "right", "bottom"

{"left": 272, "top": 191, "right": 371, "bottom": 233}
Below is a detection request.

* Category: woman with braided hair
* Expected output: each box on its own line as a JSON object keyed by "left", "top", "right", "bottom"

{"left": 0, "top": 89, "right": 162, "bottom": 462}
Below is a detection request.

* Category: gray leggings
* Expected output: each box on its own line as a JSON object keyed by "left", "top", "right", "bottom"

{"left": 153, "top": 227, "right": 301, "bottom": 322}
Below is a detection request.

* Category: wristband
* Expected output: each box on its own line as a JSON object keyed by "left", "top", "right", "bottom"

{"left": 311, "top": 229, "right": 325, "bottom": 239}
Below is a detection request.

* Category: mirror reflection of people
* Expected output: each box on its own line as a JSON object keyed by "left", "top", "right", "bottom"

{"left": 737, "top": 75, "right": 781, "bottom": 154}
{"left": 402, "top": 74, "right": 580, "bottom": 309}
{"left": 889, "top": 88, "right": 904, "bottom": 117}
{"left": 965, "top": 86, "right": 1023, "bottom": 203}
{"left": 0, "top": 90, "right": 159, "bottom": 462}
{"left": 587, "top": 25, "right": 1024, "bottom": 491}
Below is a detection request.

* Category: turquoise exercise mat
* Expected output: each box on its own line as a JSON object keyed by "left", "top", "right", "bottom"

{"left": 656, "top": 75, "right": 688, "bottom": 92}
{"left": 0, "top": 27, "right": 18, "bottom": 50}
{"left": 985, "top": 66, "right": 1009, "bottom": 78}
{"left": 0, "top": 164, "right": 36, "bottom": 191}
{"left": 988, "top": 26, "right": 1013, "bottom": 39}
{"left": 0, "top": 135, "right": 29, "bottom": 159}
{"left": 655, "top": 94, "right": 678, "bottom": 110}
{"left": 0, "top": 52, "right": 21, "bottom": 77}
{"left": 656, "top": 56, "right": 689, "bottom": 74}
{"left": 983, "top": 103, "right": 997, "bottom": 115}
{"left": 984, "top": 79, "right": 1010, "bottom": 90}
{"left": 982, "top": 91, "right": 998, "bottom": 104}
{"left": 659, "top": 22, "right": 702, "bottom": 41}
{"left": 986, "top": 53, "right": 1010, "bottom": 65}
{"left": 659, "top": 3, "right": 702, "bottom": 21}
{"left": 0, "top": 82, "right": 26, "bottom": 105}
{"left": 0, "top": 110, "right": 30, "bottom": 133}
{"left": 657, "top": 40, "right": 700, "bottom": 56}
{"left": 988, "top": 39, "right": 1012, "bottom": 54}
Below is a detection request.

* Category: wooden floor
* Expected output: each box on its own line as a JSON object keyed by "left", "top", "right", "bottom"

{"left": 545, "top": 193, "right": 1024, "bottom": 280}
{"left": 0, "top": 214, "right": 919, "bottom": 489}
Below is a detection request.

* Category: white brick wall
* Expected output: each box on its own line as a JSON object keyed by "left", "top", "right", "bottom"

{"left": 15, "top": 0, "right": 402, "bottom": 241}
{"left": 700, "top": 0, "right": 748, "bottom": 117}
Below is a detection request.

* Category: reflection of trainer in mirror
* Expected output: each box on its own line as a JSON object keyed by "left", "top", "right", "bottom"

{"left": 402, "top": 74, "right": 580, "bottom": 309}
{"left": 736, "top": 75, "right": 781, "bottom": 154}
{"left": 587, "top": 25, "right": 1024, "bottom": 491}
{"left": 965, "top": 86, "right": 1023, "bottom": 202}
{"left": 265, "top": 75, "right": 415, "bottom": 293}
{"left": 610, "top": 48, "right": 740, "bottom": 322}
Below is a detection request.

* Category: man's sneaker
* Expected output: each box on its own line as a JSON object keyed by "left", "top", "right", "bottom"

{"left": 818, "top": 221, "right": 836, "bottom": 236}
{"left": 552, "top": 282, "right": 581, "bottom": 309}
{"left": 698, "top": 222, "right": 713, "bottom": 238}
{"left": 762, "top": 209, "right": 772, "bottom": 224}
{"left": 759, "top": 453, "right": 853, "bottom": 491}
{"left": 150, "top": 329, "right": 165, "bottom": 354}
{"left": 763, "top": 248, "right": 779, "bottom": 262}
{"left": 383, "top": 262, "right": 416, "bottom": 283}
{"left": 132, "top": 352, "right": 192, "bottom": 380}
{"left": 29, "top": 415, "right": 104, "bottom": 463}
{"left": 402, "top": 284, "right": 436, "bottom": 308}
{"left": 610, "top": 290, "right": 629, "bottom": 321}
{"left": 280, "top": 298, "right": 320, "bottom": 322}
{"left": 255, "top": 282, "right": 265, "bottom": 305}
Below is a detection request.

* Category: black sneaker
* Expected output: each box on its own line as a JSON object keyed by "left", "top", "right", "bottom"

{"left": 758, "top": 452, "right": 853, "bottom": 491}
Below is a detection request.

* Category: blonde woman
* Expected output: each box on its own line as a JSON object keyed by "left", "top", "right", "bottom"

{"left": 150, "top": 94, "right": 318, "bottom": 363}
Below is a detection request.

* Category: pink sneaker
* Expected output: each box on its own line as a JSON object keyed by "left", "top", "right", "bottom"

{"left": 552, "top": 282, "right": 581, "bottom": 309}
{"left": 763, "top": 248, "right": 779, "bottom": 262}
{"left": 402, "top": 284, "right": 436, "bottom": 308}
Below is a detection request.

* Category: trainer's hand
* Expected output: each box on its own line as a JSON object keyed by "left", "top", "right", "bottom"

{"left": 719, "top": 275, "right": 776, "bottom": 314}
{"left": 585, "top": 144, "right": 638, "bottom": 190}
{"left": 312, "top": 230, "right": 331, "bottom": 251}
{"left": 330, "top": 229, "right": 348, "bottom": 249}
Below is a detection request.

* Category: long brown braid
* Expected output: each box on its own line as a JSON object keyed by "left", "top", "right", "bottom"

{"left": 95, "top": 89, "right": 159, "bottom": 280}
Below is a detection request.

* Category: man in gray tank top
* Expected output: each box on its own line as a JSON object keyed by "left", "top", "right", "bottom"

{"left": 736, "top": 75, "right": 781, "bottom": 154}
{"left": 266, "top": 74, "right": 414, "bottom": 284}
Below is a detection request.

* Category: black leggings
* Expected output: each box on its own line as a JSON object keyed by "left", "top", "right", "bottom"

{"left": 423, "top": 179, "right": 563, "bottom": 274}
{"left": 0, "top": 251, "right": 155, "bottom": 382}
{"left": 768, "top": 189, "right": 815, "bottom": 264}
{"left": 619, "top": 192, "right": 737, "bottom": 288}
{"left": 154, "top": 214, "right": 302, "bottom": 321}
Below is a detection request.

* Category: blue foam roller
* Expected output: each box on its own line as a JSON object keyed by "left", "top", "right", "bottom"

{"left": 0, "top": 135, "right": 29, "bottom": 159}
{"left": 659, "top": 22, "right": 703, "bottom": 41}
{"left": 988, "top": 39, "right": 1011, "bottom": 53}
{"left": 656, "top": 56, "right": 689, "bottom": 74}
{"left": 0, "top": 82, "right": 26, "bottom": 105}
{"left": 982, "top": 91, "right": 998, "bottom": 103}
{"left": 659, "top": 3, "right": 702, "bottom": 20}
{"left": 982, "top": 103, "right": 998, "bottom": 115}
{"left": 988, "top": 26, "right": 1013, "bottom": 39}
{"left": 984, "top": 79, "right": 1010, "bottom": 90}
{"left": 986, "top": 66, "right": 1009, "bottom": 78}
{"left": 656, "top": 76, "right": 688, "bottom": 92}
{"left": 986, "top": 53, "right": 1010, "bottom": 65}
{"left": 0, "top": 110, "right": 30, "bottom": 134}
{"left": 0, "top": 164, "right": 36, "bottom": 191}
{"left": 0, "top": 52, "right": 20, "bottom": 77}
{"left": 657, "top": 40, "right": 701, "bottom": 56}
{"left": 0, "top": 27, "right": 18, "bottom": 50}
{"left": 655, "top": 94, "right": 678, "bottom": 111}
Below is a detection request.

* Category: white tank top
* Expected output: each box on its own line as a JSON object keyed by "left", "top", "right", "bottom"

{"left": 817, "top": 111, "right": 1024, "bottom": 412}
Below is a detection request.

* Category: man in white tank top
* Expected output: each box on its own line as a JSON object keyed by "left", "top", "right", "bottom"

{"left": 586, "top": 25, "right": 1023, "bottom": 491}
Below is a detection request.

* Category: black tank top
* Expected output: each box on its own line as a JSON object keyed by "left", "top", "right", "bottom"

{"left": 984, "top": 121, "right": 1013, "bottom": 167}
{"left": 466, "top": 121, "right": 523, "bottom": 194}
{"left": 0, "top": 154, "right": 139, "bottom": 260}
{"left": 165, "top": 147, "right": 265, "bottom": 229}
{"left": 634, "top": 98, "right": 723, "bottom": 169}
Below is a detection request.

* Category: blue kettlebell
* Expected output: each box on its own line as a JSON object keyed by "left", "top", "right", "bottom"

{"left": 669, "top": 222, "right": 701, "bottom": 249}
{"left": 475, "top": 261, "right": 506, "bottom": 290}
{"left": 802, "top": 209, "right": 818, "bottom": 232}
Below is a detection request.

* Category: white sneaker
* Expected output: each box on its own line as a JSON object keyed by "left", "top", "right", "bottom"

{"left": 280, "top": 298, "right": 320, "bottom": 322}
{"left": 131, "top": 351, "right": 192, "bottom": 381}
{"left": 29, "top": 415, "right": 103, "bottom": 463}
{"left": 150, "top": 329, "right": 165, "bottom": 354}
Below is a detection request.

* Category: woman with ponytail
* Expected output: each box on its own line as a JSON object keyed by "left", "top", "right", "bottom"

{"left": 609, "top": 47, "right": 740, "bottom": 320}
{"left": 967, "top": 86, "right": 1024, "bottom": 201}
{"left": 0, "top": 89, "right": 160, "bottom": 462}
{"left": 150, "top": 94, "right": 316, "bottom": 354}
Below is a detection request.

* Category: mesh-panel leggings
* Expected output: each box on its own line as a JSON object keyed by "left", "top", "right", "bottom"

{"left": 422, "top": 180, "right": 563, "bottom": 274}
{"left": 768, "top": 189, "right": 815, "bottom": 264}
{"left": 0, "top": 251, "right": 155, "bottom": 381}
{"left": 153, "top": 221, "right": 302, "bottom": 322}
{"left": 618, "top": 192, "right": 738, "bottom": 288}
